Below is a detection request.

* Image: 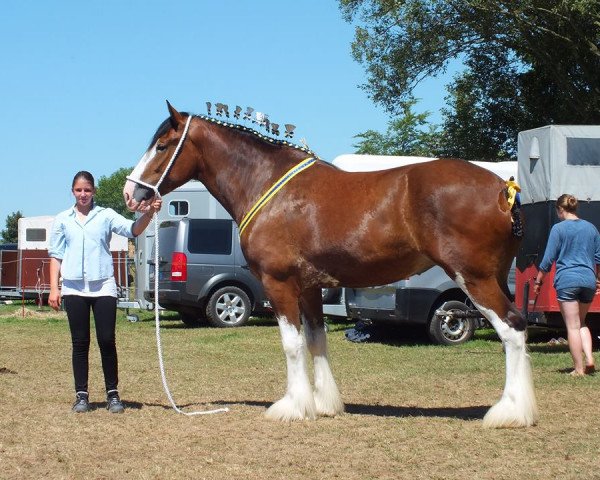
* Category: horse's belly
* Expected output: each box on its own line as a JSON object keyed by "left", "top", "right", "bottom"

{"left": 309, "top": 250, "right": 436, "bottom": 289}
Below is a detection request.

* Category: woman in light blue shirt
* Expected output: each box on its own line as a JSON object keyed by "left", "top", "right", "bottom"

{"left": 49, "top": 171, "right": 161, "bottom": 413}
{"left": 534, "top": 194, "right": 600, "bottom": 377}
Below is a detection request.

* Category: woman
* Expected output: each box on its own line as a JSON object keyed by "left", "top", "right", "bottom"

{"left": 534, "top": 194, "right": 600, "bottom": 376}
{"left": 49, "top": 171, "right": 161, "bottom": 412}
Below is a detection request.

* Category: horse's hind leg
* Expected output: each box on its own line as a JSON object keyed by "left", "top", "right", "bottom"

{"left": 262, "top": 279, "right": 316, "bottom": 421}
{"left": 456, "top": 274, "right": 538, "bottom": 428}
{"left": 300, "top": 288, "right": 344, "bottom": 417}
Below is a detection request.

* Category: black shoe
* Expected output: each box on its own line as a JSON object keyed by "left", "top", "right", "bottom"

{"left": 106, "top": 392, "right": 125, "bottom": 413}
{"left": 72, "top": 392, "right": 90, "bottom": 413}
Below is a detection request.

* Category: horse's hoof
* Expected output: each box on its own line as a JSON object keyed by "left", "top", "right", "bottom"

{"left": 265, "top": 395, "right": 317, "bottom": 422}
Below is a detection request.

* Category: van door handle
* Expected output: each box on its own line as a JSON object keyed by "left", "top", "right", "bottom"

{"left": 241, "top": 265, "right": 250, "bottom": 270}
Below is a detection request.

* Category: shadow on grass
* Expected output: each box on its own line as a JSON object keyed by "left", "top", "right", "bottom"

{"left": 198, "top": 400, "right": 489, "bottom": 421}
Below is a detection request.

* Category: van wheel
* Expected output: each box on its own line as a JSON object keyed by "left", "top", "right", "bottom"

{"left": 178, "top": 306, "right": 206, "bottom": 327}
{"left": 427, "top": 300, "right": 475, "bottom": 345}
{"left": 206, "top": 287, "right": 251, "bottom": 327}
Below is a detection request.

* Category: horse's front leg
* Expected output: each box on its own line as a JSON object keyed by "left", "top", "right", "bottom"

{"left": 263, "top": 279, "right": 316, "bottom": 421}
{"left": 300, "top": 287, "right": 344, "bottom": 417}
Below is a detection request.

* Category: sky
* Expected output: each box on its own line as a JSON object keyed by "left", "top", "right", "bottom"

{"left": 0, "top": 0, "right": 451, "bottom": 228}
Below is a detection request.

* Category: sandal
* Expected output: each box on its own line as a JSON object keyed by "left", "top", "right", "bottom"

{"left": 569, "top": 370, "right": 585, "bottom": 377}
{"left": 585, "top": 365, "right": 596, "bottom": 375}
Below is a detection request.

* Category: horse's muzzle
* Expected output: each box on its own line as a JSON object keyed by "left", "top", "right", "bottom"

{"left": 123, "top": 180, "right": 155, "bottom": 212}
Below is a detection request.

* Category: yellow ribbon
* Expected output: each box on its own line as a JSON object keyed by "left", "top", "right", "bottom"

{"left": 239, "top": 157, "right": 316, "bottom": 236}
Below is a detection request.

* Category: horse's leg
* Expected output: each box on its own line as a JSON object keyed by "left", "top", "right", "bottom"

{"left": 262, "top": 279, "right": 316, "bottom": 421}
{"left": 300, "top": 287, "right": 344, "bottom": 417}
{"left": 455, "top": 273, "right": 538, "bottom": 428}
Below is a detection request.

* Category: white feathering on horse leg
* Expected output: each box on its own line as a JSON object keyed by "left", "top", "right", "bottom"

{"left": 265, "top": 318, "right": 317, "bottom": 421}
{"left": 476, "top": 304, "right": 539, "bottom": 428}
{"left": 304, "top": 319, "right": 344, "bottom": 417}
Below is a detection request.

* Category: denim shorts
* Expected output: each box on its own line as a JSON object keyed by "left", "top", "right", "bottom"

{"left": 556, "top": 287, "right": 596, "bottom": 303}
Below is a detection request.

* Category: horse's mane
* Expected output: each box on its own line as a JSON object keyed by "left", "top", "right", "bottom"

{"left": 148, "top": 111, "right": 320, "bottom": 159}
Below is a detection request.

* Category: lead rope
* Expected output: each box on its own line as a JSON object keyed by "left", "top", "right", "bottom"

{"left": 152, "top": 214, "right": 229, "bottom": 415}
{"left": 135, "top": 114, "right": 227, "bottom": 415}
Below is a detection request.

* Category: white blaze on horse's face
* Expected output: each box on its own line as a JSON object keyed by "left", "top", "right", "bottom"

{"left": 123, "top": 144, "right": 159, "bottom": 212}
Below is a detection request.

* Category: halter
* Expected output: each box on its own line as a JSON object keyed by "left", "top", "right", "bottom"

{"left": 127, "top": 114, "right": 194, "bottom": 198}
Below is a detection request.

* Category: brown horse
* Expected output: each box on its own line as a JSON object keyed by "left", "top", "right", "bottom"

{"left": 124, "top": 103, "right": 538, "bottom": 428}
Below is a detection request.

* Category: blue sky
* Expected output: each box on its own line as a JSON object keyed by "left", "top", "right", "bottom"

{"left": 0, "top": 0, "right": 450, "bottom": 227}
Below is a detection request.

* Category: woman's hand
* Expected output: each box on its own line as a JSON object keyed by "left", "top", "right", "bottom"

{"left": 146, "top": 198, "right": 162, "bottom": 215}
{"left": 48, "top": 288, "right": 61, "bottom": 311}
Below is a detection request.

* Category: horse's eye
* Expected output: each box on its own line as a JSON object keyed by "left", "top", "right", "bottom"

{"left": 156, "top": 143, "right": 167, "bottom": 152}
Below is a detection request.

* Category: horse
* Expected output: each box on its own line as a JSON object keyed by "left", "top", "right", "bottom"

{"left": 123, "top": 102, "right": 538, "bottom": 428}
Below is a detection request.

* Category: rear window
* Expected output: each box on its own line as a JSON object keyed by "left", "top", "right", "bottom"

{"left": 188, "top": 219, "right": 233, "bottom": 255}
{"left": 567, "top": 138, "right": 600, "bottom": 166}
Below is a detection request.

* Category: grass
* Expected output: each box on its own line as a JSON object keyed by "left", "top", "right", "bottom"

{"left": 1, "top": 302, "right": 600, "bottom": 479}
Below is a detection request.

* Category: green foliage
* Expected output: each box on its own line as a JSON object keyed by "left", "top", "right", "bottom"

{"left": 340, "top": 0, "right": 600, "bottom": 159}
{"left": 95, "top": 167, "right": 134, "bottom": 219}
{"left": 353, "top": 101, "right": 441, "bottom": 156}
{"left": 1, "top": 210, "right": 23, "bottom": 244}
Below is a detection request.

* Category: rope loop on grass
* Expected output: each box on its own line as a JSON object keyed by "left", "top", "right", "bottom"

{"left": 152, "top": 214, "right": 229, "bottom": 416}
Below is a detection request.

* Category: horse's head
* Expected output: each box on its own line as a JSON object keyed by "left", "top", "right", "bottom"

{"left": 123, "top": 102, "right": 197, "bottom": 212}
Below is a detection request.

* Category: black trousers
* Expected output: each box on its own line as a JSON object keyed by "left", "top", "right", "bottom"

{"left": 63, "top": 295, "right": 118, "bottom": 394}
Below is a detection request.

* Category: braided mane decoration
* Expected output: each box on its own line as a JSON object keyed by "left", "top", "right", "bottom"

{"left": 203, "top": 102, "right": 319, "bottom": 159}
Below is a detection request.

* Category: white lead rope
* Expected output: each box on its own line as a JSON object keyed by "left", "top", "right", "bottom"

{"left": 152, "top": 214, "right": 229, "bottom": 415}
{"left": 134, "top": 114, "right": 227, "bottom": 415}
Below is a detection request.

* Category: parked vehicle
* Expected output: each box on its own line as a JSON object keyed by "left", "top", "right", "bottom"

{"left": 147, "top": 217, "right": 270, "bottom": 327}
{"left": 129, "top": 180, "right": 232, "bottom": 314}
{"left": 515, "top": 125, "right": 600, "bottom": 327}
{"left": 0, "top": 216, "right": 128, "bottom": 302}
{"left": 332, "top": 154, "right": 518, "bottom": 345}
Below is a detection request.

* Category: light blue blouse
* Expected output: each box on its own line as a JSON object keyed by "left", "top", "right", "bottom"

{"left": 48, "top": 205, "right": 135, "bottom": 281}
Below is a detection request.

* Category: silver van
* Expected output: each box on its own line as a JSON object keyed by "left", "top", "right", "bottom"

{"left": 344, "top": 262, "right": 516, "bottom": 345}
{"left": 146, "top": 218, "right": 270, "bottom": 327}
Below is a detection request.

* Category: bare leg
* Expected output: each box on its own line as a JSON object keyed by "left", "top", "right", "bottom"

{"left": 579, "top": 303, "right": 594, "bottom": 370}
{"left": 560, "top": 301, "right": 585, "bottom": 374}
{"left": 300, "top": 288, "right": 344, "bottom": 417}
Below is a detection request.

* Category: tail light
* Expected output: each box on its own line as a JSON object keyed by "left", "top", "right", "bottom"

{"left": 170, "top": 252, "right": 187, "bottom": 282}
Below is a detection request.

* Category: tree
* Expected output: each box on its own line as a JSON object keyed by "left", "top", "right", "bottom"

{"left": 353, "top": 101, "right": 441, "bottom": 156}
{"left": 340, "top": 0, "right": 600, "bottom": 159}
{"left": 95, "top": 167, "right": 134, "bottom": 219}
{"left": 1, "top": 211, "right": 23, "bottom": 244}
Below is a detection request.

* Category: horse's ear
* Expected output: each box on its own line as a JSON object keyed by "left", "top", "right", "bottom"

{"left": 166, "top": 100, "right": 184, "bottom": 129}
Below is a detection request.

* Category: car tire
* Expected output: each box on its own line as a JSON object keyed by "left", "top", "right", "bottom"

{"left": 178, "top": 306, "right": 206, "bottom": 327}
{"left": 427, "top": 300, "right": 476, "bottom": 345}
{"left": 206, "top": 286, "right": 251, "bottom": 328}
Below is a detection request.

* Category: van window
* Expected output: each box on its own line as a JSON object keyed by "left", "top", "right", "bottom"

{"left": 169, "top": 200, "right": 189, "bottom": 216}
{"left": 25, "top": 228, "right": 46, "bottom": 242}
{"left": 567, "top": 138, "right": 600, "bottom": 166}
{"left": 188, "top": 219, "right": 232, "bottom": 255}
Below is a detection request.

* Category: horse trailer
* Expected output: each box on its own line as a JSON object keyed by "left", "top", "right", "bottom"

{"left": 515, "top": 125, "right": 600, "bottom": 327}
{"left": 0, "top": 216, "right": 128, "bottom": 303}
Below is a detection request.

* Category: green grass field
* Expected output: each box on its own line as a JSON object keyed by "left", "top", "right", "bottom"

{"left": 1, "top": 303, "right": 599, "bottom": 480}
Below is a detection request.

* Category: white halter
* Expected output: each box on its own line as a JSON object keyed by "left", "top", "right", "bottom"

{"left": 127, "top": 114, "right": 194, "bottom": 197}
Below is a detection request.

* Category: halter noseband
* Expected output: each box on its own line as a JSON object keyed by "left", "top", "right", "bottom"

{"left": 127, "top": 115, "right": 193, "bottom": 199}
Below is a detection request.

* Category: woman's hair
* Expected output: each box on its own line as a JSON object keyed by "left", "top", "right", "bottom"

{"left": 72, "top": 171, "right": 95, "bottom": 189}
{"left": 556, "top": 194, "right": 578, "bottom": 213}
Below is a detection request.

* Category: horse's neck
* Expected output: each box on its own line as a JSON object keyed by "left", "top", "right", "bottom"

{"left": 193, "top": 124, "right": 306, "bottom": 223}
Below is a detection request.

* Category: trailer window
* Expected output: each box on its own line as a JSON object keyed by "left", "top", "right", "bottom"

{"left": 25, "top": 228, "right": 46, "bottom": 242}
{"left": 168, "top": 200, "right": 189, "bottom": 216}
{"left": 567, "top": 138, "right": 600, "bottom": 166}
{"left": 188, "top": 219, "right": 232, "bottom": 255}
